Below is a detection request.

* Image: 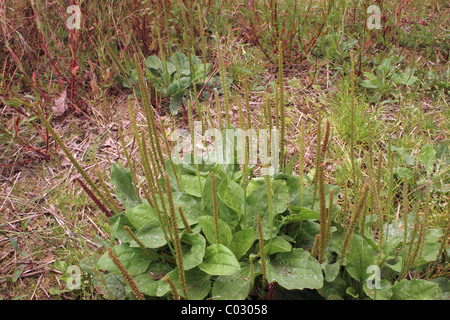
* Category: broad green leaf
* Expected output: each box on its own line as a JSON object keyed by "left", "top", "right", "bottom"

{"left": 165, "top": 61, "right": 176, "bottom": 77}
{"left": 274, "top": 174, "right": 300, "bottom": 202}
{"left": 327, "top": 229, "right": 344, "bottom": 254}
{"left": 228, "top": 228, "right": 254, "bottom": 260}
{"left": 133, "top": 218, "right": 167, "bottom": 249}
{"left": 8, "top": 237, "right": 19, "bottom": 251}
{"left": 415, "top": 228, "right": 443, "bottom": 263}
{"left": 318, "top": 276, "right": 346, "bottom": 300}
{"left": 125, "top": 203, "right": 156, "bottom": 230}
{"left": 217, "top": 178, "right": 244, "bottom": 214}
{"left": 272, "top": 180, "right": 289, "bottom": 214}
{"left": 392, "top": 279, "right": 443, "bottom": 300}
{"left": 296, "top": 220, "right": 321, "bottom": 249}
{"left": 168, "top": 77, "right": 191, "bottom": 95}
{"left": 157, "top": 267, "right": 211, "bottom": 299}
{"left": 363, "top": 280, "right": 393, "bottom": 300}
{"left": 97, "top": 244, "right": 151, "bottom": 276}
{"left": 212, "top": 266, "right": 252, "bottom": 300}
{"left": 12, "top": 265, "right": 25, "bottom": 282}
{"left": 134, "top": 273, "right": 159, "bottom": 297}
{"left": 198, "top": 244, "right": 241, "bottom": 275}
{"left": 197, "top": 216, "right": 232, "bottom": 247}
{"left": 383, "top": 212, "right": 417, "bottom": 255}
{"left": 343, "top": 235, "right": 376, "bottom": 282}
{"left": 203, "top": 173, "right": 239, "bottom": 230}
{"left": 267, "top": 248, "right": 324, "bottom": 290}
{"left": 180, "top": 174, "right": 205, "bottom": 197}
{"left": 182, "top": 233, "right": 206, "bottom": 270}
{"left": 144, "top": 55, "right": 163, "bottom": 71}
{"left": 393, "top": 69, "right": 418, "bottom": 86}
{"left": 96, "top": 274, "right": 127, "bottom": 299}
{"left": 243, "top": 181, "right": 280, "bottom": 240}
{"left": 359, "top": 72, "right": 378, "bottom": 89}
{"left": 172, "top": 192, "right": 203, "bottom": 226}
{"left": 435, "top": 143, "right": 448, "bottom": 161}
{"left": 245, "top": 178, "right": 263, "bottom": 197}
{"left": 395, "top": 167, "right": 414, "bottom": 184}
{"left": 110, "top": 164, "right": 140, "bottom": 209}
{"left": 383, "top": 256, "right": 404, "bottom": 273}
{"left": 418, "top": 142, "right": 436, "bottom": 172}
{"left": 429, "top": 278, "right": 450, "bottom": 300}
{"left": 286, "top": 207, "right": 321, "bottom": 221}
{"left": 169, "top": 93, "right": 184, "bottom": 114}
{"left": 192, "top": 63, "right": 212, "bottom": 82}
{"left": 169, "top": 51, "right": 189, "bottom": 74}
{"left": 322, "top": 261, "right": 340, "bottom": 283}
{"left": 264, "top": 236, "right": 292, "bottom": 255}
{"left": 168, "top": 81, "right": 180, "bottom": 96}
{"left": 109, "top": 213, "right": 134, "bottom": 243}
{"left": 54, "top": 259, "right": 68, "bottom": 273}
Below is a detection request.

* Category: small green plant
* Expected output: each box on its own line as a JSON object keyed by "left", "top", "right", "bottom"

{"left": 359, "top": 55, "right": 419, "bottom": 103}
{"left": 391, "top": 142, "right": 449, "bottom": 195}
{"left": 122, "top": 51, "right": 231, "bottom": 114}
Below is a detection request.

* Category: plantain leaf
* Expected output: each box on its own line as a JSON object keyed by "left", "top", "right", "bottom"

{"left": 363, "top": 280, "right": 393, "bottom": 300}
{"left": 391, "top": 279, "right": 443, "bottom": 300}
{"left": 217, "top": 177, "right": 244, "bottom": 215}
{"left": 228, "top": 228, "right": 254, "bottom": 260}
{"left": 97, "top": 244, "right": 151, "bottom": 277}
{"left": 264, "top": 236, "right": 292, "bottom": 255}
{"left": 198, "top": 244, "right": 240, "bottom": 275}
{"left": 157, "top": 267, "right": 211, "bottom": 299}
{"left": 343, "top": 235, "right": 376, "bottom": 282}
{"left": 203, "top": 173, "right": 240, "bottom": 230}
{"left": 110, "top": 164, "right": 140, "bottom": 209}
{"left": 267, "top": 248, "right": 323, "bottom": 290}
{"left": 212, "top": 266, "right": 252, "bottom": 300}
{"left": 182, "top": 233, "right": 206, "bottom": 270}
{"left": 180, "top": 174, "right": 205, "bottom": 197}
{"left": 133, "top": 218, "right": 167, "bottom": 249}
{"left": 125, "top": 202, "right": 156, "bottom": 230}
{"left": 197, "top": 216, "right": 232, "bottom": 247}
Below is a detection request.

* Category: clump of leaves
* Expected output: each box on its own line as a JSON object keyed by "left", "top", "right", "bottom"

{"left": 93, "top": 153, "right": 330, "bottom": 299}
{"left": 359, "top": 55, "right": 419, "bottom": 103}
{"left": 84, "top": 145, "right": 448, "bottom": 300}
{"left": 391, "top": 142, "right": 449, "bottom": 195}
{"left": 122, "top": 51, "right": 231, "bottom": 114}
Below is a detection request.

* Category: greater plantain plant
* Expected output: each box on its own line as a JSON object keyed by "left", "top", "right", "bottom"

{"left": 122, "top": 51, "right": 231, "bottom": 114}
{"left": 87, "top": 142, "right": 449, "bottom": 300}
{"left": 359, "top": 54, "right": 419, "bottom": 103}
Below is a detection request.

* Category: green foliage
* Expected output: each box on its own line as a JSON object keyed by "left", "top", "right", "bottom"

{"left": 122, "top": 51, "right": 231, "bottom": 114}
{"left": 86, "top": 147, "right": 448, "bottom": 300}
{"left": 391, "top": 142, "right": 449, "bottom": 194}
{"left": 359, "top": 55, "right": 419, "bottom": 103}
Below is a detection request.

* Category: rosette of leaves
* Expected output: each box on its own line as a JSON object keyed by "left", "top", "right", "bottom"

{"left": 92, "top": 145, "right": 347, "bottom": 299}
{"left": 87, "top": 134, "right": 448, "bottom": 300}
{"left": 123, "top": 51, "right": 231, "bottom": 114}
{"left": 359, "top": 55, "right": 419, "bottom": 103}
